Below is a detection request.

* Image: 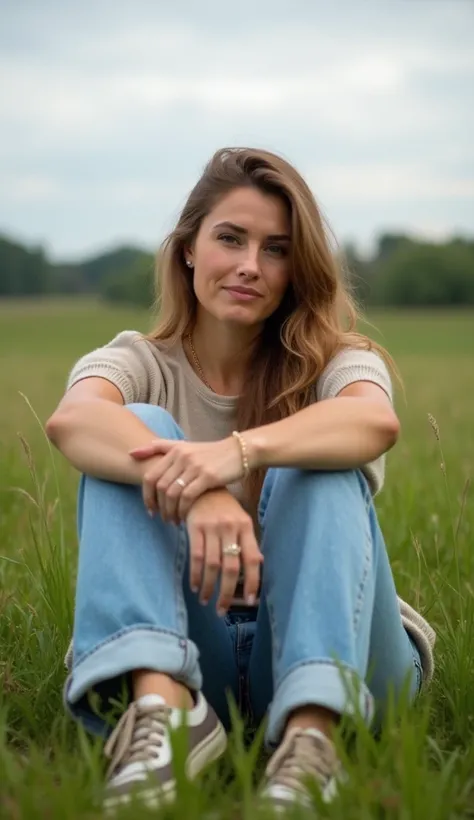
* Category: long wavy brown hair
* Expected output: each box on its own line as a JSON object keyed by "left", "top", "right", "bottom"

{"left": 146, "top": 147, "right": 395, "bottom": 508}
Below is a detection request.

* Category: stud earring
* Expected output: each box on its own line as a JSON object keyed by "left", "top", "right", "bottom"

{"left": 186, "top": 260, "right": 193, "bottom": 268}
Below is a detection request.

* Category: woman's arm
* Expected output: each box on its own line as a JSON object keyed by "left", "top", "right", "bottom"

{"left": 243, "top": 381, "right": 400, "bottom": 472}
{"left": 46, "top": 378, "right": 161, "bottom": 483}
{"left": 127, "top": 380, "right": 400, "bottom": 523}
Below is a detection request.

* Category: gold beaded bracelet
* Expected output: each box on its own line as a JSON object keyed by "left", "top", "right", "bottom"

{"left": 232, "top": 430, "right": 250, "bottom": 478}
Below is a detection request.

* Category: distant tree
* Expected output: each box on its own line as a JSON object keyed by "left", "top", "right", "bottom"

{"left": 376, "top": 233, "right": 412, "bottom": 262}
{"left": 369, "top": 240, "right": 474, "bottom": 307}
{"left": 0, "top": 236, "right": 52, "bottom": 295}
{"left": 52, "top": 263, "right": 86, "bottom": 294}
{"left": 79, "top": 247, "right": 151, "bottom": 291}
{"left": 1, "top": 230, "right": 473, "bottom": 308}
{"left": 101, "top": 252, "right": 155, "bottom": 306}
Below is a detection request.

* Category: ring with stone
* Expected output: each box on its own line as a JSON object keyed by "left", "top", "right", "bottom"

{"left": 175, "top": 478, "right": 186, "bottom": 489}
{"left": 222, "top": 542, "right": 242, "bottom": 557}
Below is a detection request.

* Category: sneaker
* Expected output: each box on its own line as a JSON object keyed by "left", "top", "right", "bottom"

{"left": 103, "top": 691, "right": 227, "bottom": 812}
{"left": 260, "top": 727, "right": 340, "bottom": 812}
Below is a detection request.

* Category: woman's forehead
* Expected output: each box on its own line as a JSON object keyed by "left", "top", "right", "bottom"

{"left": 204, "top": 187, "right": 291, "bottom": 236}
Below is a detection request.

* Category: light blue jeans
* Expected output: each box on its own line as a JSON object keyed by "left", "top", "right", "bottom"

{"left": 65, "top": 404, "right": 422, "bottom": 747}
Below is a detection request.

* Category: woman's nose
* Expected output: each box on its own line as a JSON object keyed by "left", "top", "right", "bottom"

{"left": 237, "top": 244, "right": 261, "bottom": 277}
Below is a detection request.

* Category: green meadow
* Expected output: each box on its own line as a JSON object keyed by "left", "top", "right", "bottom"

{"left": 1, "top": 300, "right": 474, "bottom": 818}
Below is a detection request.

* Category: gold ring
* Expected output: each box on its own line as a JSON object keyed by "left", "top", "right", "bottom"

{"left": 222, "top": 543, "right": 241, "bottom": 557}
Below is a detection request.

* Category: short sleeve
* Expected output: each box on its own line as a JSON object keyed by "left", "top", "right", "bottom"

{"left": 315, "top": 348, "right": 394, "bottom": 496}
{"left": 316, "top": 348, "right": 393, "bottom": 404}
{"left": 66, "top": 330, "right": 159, "bottom": 404}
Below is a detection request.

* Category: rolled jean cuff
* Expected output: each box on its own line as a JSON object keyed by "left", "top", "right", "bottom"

{"left": 65, "top": 627, "right": 202, "bottom": 732}
{"left": 266, "top": 660, "right": 374, "bottom": 748}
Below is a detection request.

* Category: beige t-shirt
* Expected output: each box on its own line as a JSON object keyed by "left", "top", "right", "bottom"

{"left": 67, "top": 330, "right": 394, "bottom": 499}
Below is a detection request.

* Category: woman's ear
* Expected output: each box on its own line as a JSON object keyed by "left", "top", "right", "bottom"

{"left": 184, "top": 248, "right": 194, "bottom": 269}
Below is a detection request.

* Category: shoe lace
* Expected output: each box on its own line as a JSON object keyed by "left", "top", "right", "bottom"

{"left": 265, "top": 730, "right": 337, "bottom": 796}
{"left": 104, "top": 702, "right": 172, "bottom": 780}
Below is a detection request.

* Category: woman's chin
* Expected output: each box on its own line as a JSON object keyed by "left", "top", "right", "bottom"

{"left": 206, "top": 305, "right": 265, "bottom": 327}
{"left": 224, "top": 311, "right": 264, "bottom": 328}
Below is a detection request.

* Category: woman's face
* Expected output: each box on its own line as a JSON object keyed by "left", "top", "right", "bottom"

{"left": 186, "top": 186, "right": 292, "bottom": 328}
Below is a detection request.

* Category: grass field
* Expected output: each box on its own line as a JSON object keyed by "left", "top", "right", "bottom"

{"left": 1, "top": 299, "right": 474, "bottom": 819}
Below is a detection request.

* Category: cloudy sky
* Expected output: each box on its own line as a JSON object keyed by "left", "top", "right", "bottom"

{"left": 1, "top": 0, "right": 473, "bottom": 261}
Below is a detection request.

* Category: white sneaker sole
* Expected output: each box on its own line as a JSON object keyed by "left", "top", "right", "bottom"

{"left": 103, "top": 721, "right": 228, "bottom": 813}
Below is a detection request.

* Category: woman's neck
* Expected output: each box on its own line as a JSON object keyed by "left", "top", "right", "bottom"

{"left": 188, "top": 316, "right": 260, "bottom": 396}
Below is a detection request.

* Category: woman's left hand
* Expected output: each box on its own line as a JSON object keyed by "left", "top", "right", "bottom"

{"left": 129, "top": 437, "right": 246, "bottom": 523}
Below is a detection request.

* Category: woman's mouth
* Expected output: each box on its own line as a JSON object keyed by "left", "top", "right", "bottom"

{"left": 223, "top": 287, "right": 262, "bottom": 301}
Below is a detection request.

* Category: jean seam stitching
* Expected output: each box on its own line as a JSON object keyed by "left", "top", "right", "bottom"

{"left": 175, "top": 526, "right": 188, "bottom": 636}
{"left": 265, "top": 595, "right": 279, "bottom": 683}
{"left": 353, "top": 522, "right": 372, "bottom": 635}
{"left": 258, "top": 469, "right": 275, "bottom": 526}
{"left": 412, "top": 655, "right": 423, "bottom": 693}
{"left": 236, "top": 623, "right": 243, "bottom": 710}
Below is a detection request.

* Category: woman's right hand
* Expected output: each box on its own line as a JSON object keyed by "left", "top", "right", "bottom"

{"left": 185, "top": 488, "right": 263, "bottom": 616}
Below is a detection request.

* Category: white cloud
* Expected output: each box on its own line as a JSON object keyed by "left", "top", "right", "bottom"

{"left": 0, "top": 0, "right": 472, "bottom": 256}
{"left": 3, "top": 173, "right": 62, "bottom": 202}
{"left": 312, "top": 165, "right": 474, "bottom": 203}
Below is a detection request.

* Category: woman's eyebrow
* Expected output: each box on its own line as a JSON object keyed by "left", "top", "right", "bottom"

{"left": 213, "top": 220, "right": 291, "bottom": 242}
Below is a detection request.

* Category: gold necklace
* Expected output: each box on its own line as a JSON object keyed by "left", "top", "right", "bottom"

{"left": 186, "top": 333, "right": 215, "bottom": 392}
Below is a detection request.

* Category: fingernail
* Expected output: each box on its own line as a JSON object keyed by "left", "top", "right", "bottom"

{"left": 246, "top": 594, "right": 256, "bottom": 606}
{"left": 200, "top": 598, "right": 208, "bottom": 606}
{"left": 191, "top": 585, "right": 199, "bottom": 594}
{"left": 217, "top": 607, "right": 226, "bottom": 618}
{"left": 147, "top": 509, "right": 154, "bottom": 518}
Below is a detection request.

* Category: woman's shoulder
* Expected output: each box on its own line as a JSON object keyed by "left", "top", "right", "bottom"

{"left": 316, "top": 344, "right": 393, "bottom": 402}
{"left": 87, "top": 329, "right": 178, "bottom": 362}
{"left": 323, "top": 343, "right": 390, "bottom": 370}
{"left": 101, "top": 329, "right": 160, "bottom": 351}
{"left": 66, "top": 329, "right": 175, "bottom": 405}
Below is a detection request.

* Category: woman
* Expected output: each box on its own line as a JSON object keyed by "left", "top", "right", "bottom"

{"left": 48, "top": 147, "right": 435, "bottom": 813}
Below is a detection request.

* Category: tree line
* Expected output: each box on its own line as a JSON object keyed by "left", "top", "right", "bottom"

{"left": 1, "top": 232, "right": 473, "bottom": 308}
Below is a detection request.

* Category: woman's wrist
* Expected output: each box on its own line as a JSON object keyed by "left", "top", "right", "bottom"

{"left": 233, "top": 428, "right": 266, "bottom": 473}
{"left": 232, "top": 431, "right": 250, "bottom": 478}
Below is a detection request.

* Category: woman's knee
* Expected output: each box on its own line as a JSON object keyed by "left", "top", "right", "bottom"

{"left": 259, "top": 467, "right": 369, "bottom": 524}
{"left": 263, "top": 466, "right": 365, "bottom": 495}
{"left": 127, "top": 403, "right": 183, "bottom": 439}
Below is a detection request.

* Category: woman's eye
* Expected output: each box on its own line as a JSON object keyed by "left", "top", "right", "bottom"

{"left": 218, "top": 233, "right": 239, "bottom": 245}
{"left": 267, "top": 244, "right": 287, "bottom": 256}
